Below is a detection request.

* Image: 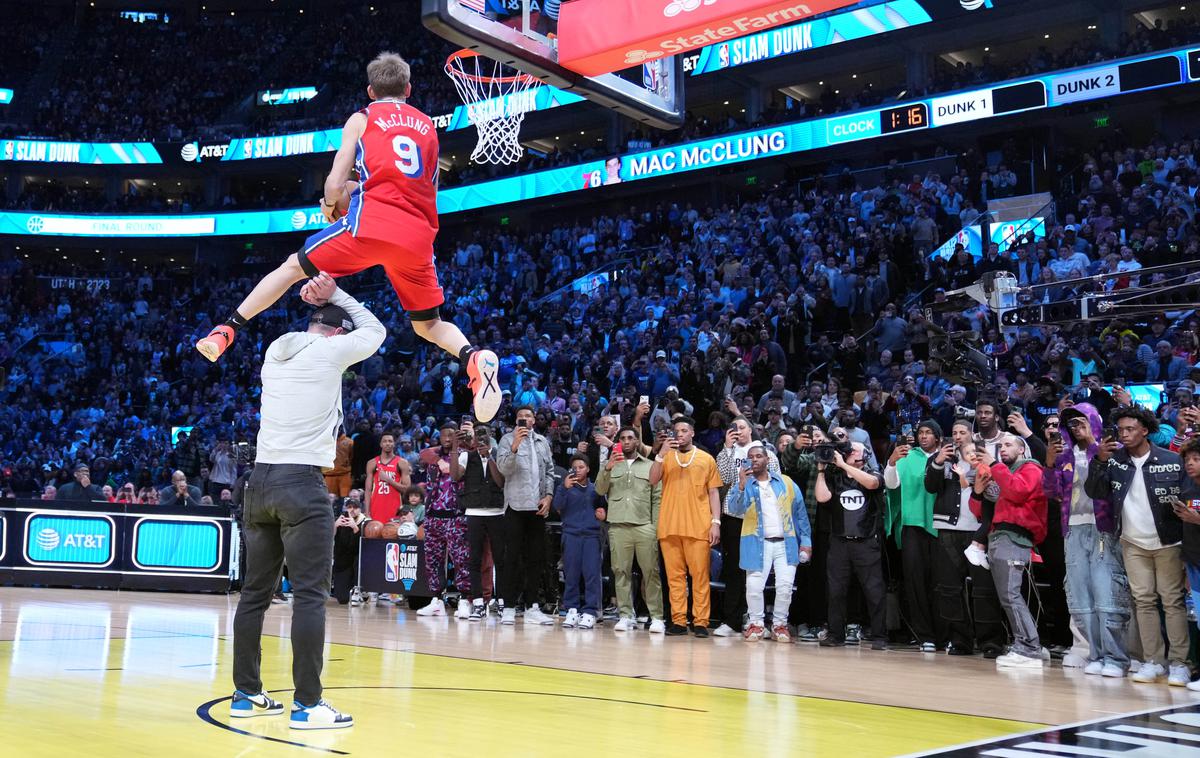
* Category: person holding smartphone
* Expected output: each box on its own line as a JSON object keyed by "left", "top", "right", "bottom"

{"left": 1044, "top": 404, "right": 1130, "bottom": 678}
{"left": 451, "top": 423, "right": 507, "bottom": 622}
{"left": 650, "top": 416, "right": 723, "bottom": 637}
{"left": 553, "top": 456, "right": 607, "bottom": 629}
{"left": 1086, "top": 405, "right": 1187, "bottom": 685}
{"left": 495, "top": 406, "right": 557, "bottom": 625}
{"left": 1171, "top": 437, "right": 1200, "bottom": 691}
{"left": 331, "top": 498, "right": 366, "bottom": 606}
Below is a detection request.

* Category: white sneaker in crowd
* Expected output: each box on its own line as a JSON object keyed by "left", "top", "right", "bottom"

{"left": 417, "top": 598, "right": 446, "bottom": 617}
{"left": 578, "top": 613, "right": 596, "bottom": 629}
{"left": 996, "top": 651, "right": 1043, "bottom": 669}
{"left": 1169, "top": 664, "right": 1191, "bottom": 687}
{"left": 563, "top": 608, "right": 579, "bottom": 628}
{"left": 648, "top": 619, "right": 666, "bottom": 634}
{"left": 613, "top": 617, "right": 636, "bottom": 632}
{"left": 1101, "top": 664, "right": 1126, "bottom": 678}
{"left": 349, "top": 588, "right": 364, "bottom": 607}
{"left": 1062, "top": 653, "right": 1088, "bottom": 669}
{"left": 501, "top": 608, "right": 516, "bottom": 625}
{"left": 1129, "top": 659, "right": 1142, "bottom": 674}
{"left": 1131, "top": 662, "right": 1165, "bottom": 683}
{"left": 469, "top": 600, "right": 486, "bottom": 621}
{"left": 1083, "top": 660, "right": 1105, "bottom": 676}
{"left": 524, "top": 604, "right": 554, "bottom": 625}
{"left": 455, "top": 599, "right": 471, "bottom": 619}
{"left": 711, "top": 623, "right": 736, "bottom": 638}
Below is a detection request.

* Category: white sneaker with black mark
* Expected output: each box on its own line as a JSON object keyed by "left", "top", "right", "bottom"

{"left": 578, "top": 613, "right": 596, "bottom": 630}
{"left": 711, "top": 623, "right": 736, "bottom": 638}
{"left": 562, "top": 608, "right": 579, "bottom": 628}
{"left": 613, "top": 617, "right": 636, "bottom": 632}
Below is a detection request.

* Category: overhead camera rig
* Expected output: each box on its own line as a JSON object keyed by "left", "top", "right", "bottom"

{"left": 920, "top": 262, "right": 1200, "bottom": 383}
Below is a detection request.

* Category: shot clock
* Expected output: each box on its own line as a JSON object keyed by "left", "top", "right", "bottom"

{"left": 880, "top": 103, "right": 928, "bottom": 134}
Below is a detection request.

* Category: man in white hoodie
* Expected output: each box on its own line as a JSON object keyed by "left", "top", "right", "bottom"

{"left": 231, "top": 273, "right": 383, "bottom": 731}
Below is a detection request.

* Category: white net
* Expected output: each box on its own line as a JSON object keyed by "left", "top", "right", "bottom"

{"left": 445, "top": 51, "right": 540, "bottom": 166}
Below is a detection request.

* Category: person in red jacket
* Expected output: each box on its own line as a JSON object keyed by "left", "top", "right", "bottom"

{"left": 971, "top": 433, "right": 1048, "bottom": 670}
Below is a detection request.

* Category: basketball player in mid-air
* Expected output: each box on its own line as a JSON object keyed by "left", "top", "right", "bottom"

{"left": 196, "top": 52, "right": 502, "bottom": 422}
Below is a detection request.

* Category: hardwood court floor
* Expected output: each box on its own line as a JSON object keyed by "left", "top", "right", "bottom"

{"left": 0, "top": 588, "right": 1193, "bottom": 757}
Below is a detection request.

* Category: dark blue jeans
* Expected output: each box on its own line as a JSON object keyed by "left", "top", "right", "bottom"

{"left": 233, "top": 463, "right": 334, "bottom": 706}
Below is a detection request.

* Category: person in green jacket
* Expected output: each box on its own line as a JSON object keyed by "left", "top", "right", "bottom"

{"left": 595, "top": 426, "right": 665, "bottom": 634}
{"left": 884, "top": 419, "right": 941, "bottom": 652}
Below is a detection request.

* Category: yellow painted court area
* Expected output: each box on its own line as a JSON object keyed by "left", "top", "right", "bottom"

{"left": 0, "top": 634, "right": 1031, "bottom": 757}
{"left": 12, "top": 589, "right": 1190, "bottom": 757}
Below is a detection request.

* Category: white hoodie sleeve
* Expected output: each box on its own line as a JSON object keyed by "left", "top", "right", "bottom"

{"left": 325, "top": 288, "right": 387, "bottom": 367}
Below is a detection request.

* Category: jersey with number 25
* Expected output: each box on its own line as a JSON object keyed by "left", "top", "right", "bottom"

{"left": 348, "top": 100, "right": 440, "bottom": 249}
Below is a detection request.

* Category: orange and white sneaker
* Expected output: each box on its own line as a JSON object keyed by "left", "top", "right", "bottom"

{"left": 465, "top": 348, "right": 501, "bottom": 423}
{"left": 196, "top": 325, "right": 236, "bottom": 363}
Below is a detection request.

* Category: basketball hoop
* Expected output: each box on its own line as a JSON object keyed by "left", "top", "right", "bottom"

{"left": 445, "top": 49, "right": 541, "bottom": 166}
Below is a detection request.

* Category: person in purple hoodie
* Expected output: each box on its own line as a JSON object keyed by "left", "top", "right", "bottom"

{"left": 1042, "top": 402, "right": 1131, "bottom": 678}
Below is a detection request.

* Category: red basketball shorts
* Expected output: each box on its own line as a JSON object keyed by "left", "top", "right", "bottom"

{"left": 299, "top": 218, "right": 445, "bottom": 313}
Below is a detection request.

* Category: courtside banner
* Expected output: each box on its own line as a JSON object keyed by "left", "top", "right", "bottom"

{"left": 558, "top": 0, "right": 861, "bottom": 77}
{"left": 0, "top": 208, "right": 330, "bottom": 237}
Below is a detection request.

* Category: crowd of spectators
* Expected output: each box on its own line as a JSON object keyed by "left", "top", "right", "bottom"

{"left": 0, "top": 126, "right": 1196, "bottom": 502}
{"left": 3, "top": 6, "right": 1199, "bottom": 193}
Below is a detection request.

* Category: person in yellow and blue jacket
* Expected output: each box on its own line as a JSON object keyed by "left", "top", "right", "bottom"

{"left": 728, "top": 441, "right": 812, "bottom": 643}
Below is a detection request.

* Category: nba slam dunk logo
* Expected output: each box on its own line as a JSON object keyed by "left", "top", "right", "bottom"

{"left": 385, "top": 542, "right": 419, "bottom": 590}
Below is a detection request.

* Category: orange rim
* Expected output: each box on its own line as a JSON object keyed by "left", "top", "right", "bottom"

{"left": 445, "top": 49, "right": 539, "bottom": 86}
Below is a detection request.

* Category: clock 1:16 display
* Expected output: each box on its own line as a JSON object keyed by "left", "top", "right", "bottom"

{"left": 880, "top": 103, "right": 929, "bottom": 134}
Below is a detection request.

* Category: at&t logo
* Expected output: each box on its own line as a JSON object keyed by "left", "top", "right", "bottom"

{"left": 180, "top": 142, "right": 199, "bottom": 162}
{"left": 36, "top": 527, "right": 59, "bottom": 551}
{"left": 291, "top": 211, "right": 308, "bottom": 230}
{"left": 960, "top": 0, "right": 994, "bottom": 9}
{"left": 35, "top": 527, "right": 106, "bottom": 551}
{"left": 664, "top": 0, "right": 717, "bottom": 17}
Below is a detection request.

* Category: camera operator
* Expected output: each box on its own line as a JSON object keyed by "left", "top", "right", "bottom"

{"left": 970, "top": 434, "right": 1048, "bottom": 669}
{"left": 815, "top": 440, "right": 887, "bottom": 650}
{"left": 451, "top": 422, "right": 507, "bottom": 621}
{"left": 332, "top": 497, "right": 366, "bottom": 605}
{"left": 924, "top": 420, "right": 1005, "bottom": 658}
{"left": 713, "top": 416, "right": 780, "bottom": 638}
{"left": 780, "top": 426, "right": 832, "bottom": 641}
{"left": 884, "top": 420, "right": 942, "bottom": 652}
{"left": 1086, "top": 405, "right": 1187, "bottom": 685}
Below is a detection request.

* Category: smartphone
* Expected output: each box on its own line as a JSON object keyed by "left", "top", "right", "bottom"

{"left": 518, "top": 418, "right": 530, "bottom": 429}
{"left": 669, "top": 430, "right": 677, "bottom": 439}
{"left": 900, "top": 423, "right": 913, "bottom": 443}
{"left": 461, "top": 414, "right": 473, "bottom": 425}
{"left": 639, "top": 395, "right": 649, "bottom": 406}
{"left": 1102, "top": 424, "right": 1117, "bottom": 441}
{"left": 740, "top": 458, "right": 752, "bottom": 470}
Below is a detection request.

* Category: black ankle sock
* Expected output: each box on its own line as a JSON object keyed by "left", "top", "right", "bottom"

{"left": 224, "top": 311, "right": 249, "bottom": 330}
{"left": 458, "top": 345, "right": 475, "bottom": 364}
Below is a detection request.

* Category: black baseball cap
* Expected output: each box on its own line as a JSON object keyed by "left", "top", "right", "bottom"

{"left": 310, "top": 304, "right": 353, "bottom": 331}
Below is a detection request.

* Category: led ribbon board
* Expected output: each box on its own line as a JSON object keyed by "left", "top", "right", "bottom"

{"left": 685, "top": 0, "right": 934, "bottom": 75}
{"left": 0, "top": 46, "right": 1193, "bottom": 232}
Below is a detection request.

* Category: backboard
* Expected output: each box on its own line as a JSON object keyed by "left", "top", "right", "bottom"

{"left": 422, "top": 0, "right": 685, "bottom": 129}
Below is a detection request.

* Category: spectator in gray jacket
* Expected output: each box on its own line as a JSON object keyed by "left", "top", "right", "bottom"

{"left": 495, "top": 405, "right": 556, "bottom": 626}
{"left": 159, "top": 469, "right": 204, "bottom": 507}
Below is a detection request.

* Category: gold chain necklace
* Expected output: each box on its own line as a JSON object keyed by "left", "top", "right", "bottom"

{"left": 674, "top": 447, "right": 698, "bottom": 468}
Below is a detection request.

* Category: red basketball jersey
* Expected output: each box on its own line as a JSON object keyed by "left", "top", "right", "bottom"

{"left": 346, "top": 99, "right": 440, "bottom": 249}
{"left": 370, "top": 455, "right": 403, "bottom": 522}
